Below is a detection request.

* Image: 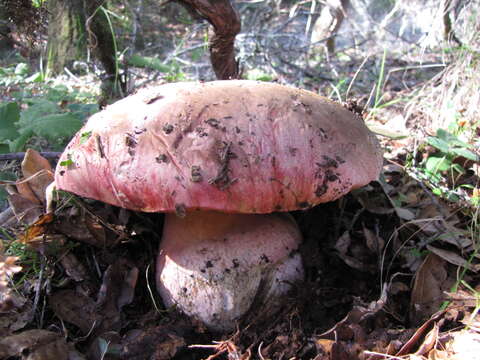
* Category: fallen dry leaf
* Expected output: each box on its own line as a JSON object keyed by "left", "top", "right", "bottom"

{"left": 396, "top": 311, "right": 445, "bottom": 357}
{"left": 410, "top": 253, "right": 448, "bottom": 325}
{"left": 21, "top": 149, "right": 54, "bottom": 204}
{"left": 0, "top": 243, "right": 22, "bottom": 312}
{"left": 0, "top": 329, "right": 70, "bottom": 360}
{"left": 94, "top": 259, "right": 139, "bottom": 335}
{"left": 16, "top": 181, "right": 41, "bottom": 205}
{"left": 317, "top": 285, "right": 388, "bottom": 342}
{"left": 8, "top": 193, "right": 44, "bottom": 225}
{"left": 426, "top": 245, "right": 477, "bottom": 272}
{"left": 363, "top": 226, "right": 385, "bottom": 255}
{"left": 0, "top": 298, "right": 31, "bottom": 337}
{"left": 120, "top": 325, "right": 187, "bottom": 359}
{"left": 19, "top": 213, "right": 55, "bottom": 244}
{"left": 413, "top": 322, "right": 439, "bottom": 356}
{"left": 49, "top": 290, "right": 97, "bottom": 335}
{"left": 315, "top": 338, "right": 361, "bottom": 360}
{"left": 54, "top": 210, "right": 115, "bottom": 248}
{"left": 59, "top": 252, "right": 88, "bottom": 283}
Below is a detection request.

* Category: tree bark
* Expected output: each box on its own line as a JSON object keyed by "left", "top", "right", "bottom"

{"left": 45, "top": 0, "right": 124, "bottom": 100}
{"left": 175, "top": 0, "right": 241, "bottom": 80}
{"left": 84, "top": 0, "right": 126, "bottom": 100}
{"left": 46, "top": 0, "right": 87, "bottom": 75}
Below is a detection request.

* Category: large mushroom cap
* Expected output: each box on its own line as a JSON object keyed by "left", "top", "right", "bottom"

{"left": 55, "top": 80, "right": 382, "bottom": 212}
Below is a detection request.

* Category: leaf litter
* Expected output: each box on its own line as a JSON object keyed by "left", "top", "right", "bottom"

{"left": 0, "top": 146, "right": 478, "bottom": 360}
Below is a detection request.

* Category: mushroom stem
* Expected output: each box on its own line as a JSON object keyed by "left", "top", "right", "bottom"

{"left": 156, "top": 211, "right": 304, "bottom": 331}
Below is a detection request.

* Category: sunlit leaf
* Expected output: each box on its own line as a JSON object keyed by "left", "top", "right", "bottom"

{"left": 425, "top": 156, "right": 451, "bottom": 172}
{"left": 0, "top": 102, "right": 21, "bottom": 142}
{"left": 426, "top": 136, "right": 449, "bottom": 153}
{"left": 451, "top": 147, "right": 478, "bottom": 161}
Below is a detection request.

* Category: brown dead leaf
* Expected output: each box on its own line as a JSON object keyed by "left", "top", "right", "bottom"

{"left": 315, "top": 339, "right": 352, "bottom": 360}
{"left": 8, "top": 193, "right": 44, "bottom": 225}
{"left": 0, "top": 244, "right": 23, "bottom": 313}
{"left": 54, "top": 211, "right": 114, "bottom": 248}
{"left": 49, "top": 290, "right": 97, "bottom": 334}
{"left": 95, "top": 259, "right": 139, "bottom": 335}
{"left": 414, "top": 322, "right": 439, "bottom": 356}
{"left": 59, "top": 252, "right": 88, "bottom": 282}
{"left": 363, "top": 226, "right": 385, "bottom": 255}
{"left": 21, "top": 149, "right": 54, "bottom": 204}
{"left": 426, "top": 245, "right": 477, "bottom": 272}
{"left": 19, "top": 213, "right": 55, "bottom": 244}
{"left": 335, "top": 231, "right": 351, "bottom": 255}
{"left": 0, "top": 296, "right": 31, "bottom": 337}
{"left": 16, "top": 181, "right": 41, "bottom": 205}
{"left": 121, "top": 325, "right": 189, "bottom": 360}
{"left": 410, "top": 253, "right": 448, "bottom": 325}
{"left": 318, "top": 286, "right": 388, "bottom": 341}
{"left": 428, "top": 349, "right": 449, "bottom": 359}
{"left": 153, "top": 334, "right": 186, "bottom": 359}
{"left": 396, "top": 311, "right": 445, "bottom": 356}
{"left": 352, "top": 185, "right": 395, "bottom": 215}
{"left": 0, "top": 329, "right": 69, "bottom": 360}
{"left": 395, "top": 207, "right": 416, "bottom": 220}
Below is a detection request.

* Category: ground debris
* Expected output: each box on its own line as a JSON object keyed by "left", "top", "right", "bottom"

{"left": 190, "top": 339, "right": 251, "bottom": 360}
{"left": 0, "top": 329, "right": 78, "bottom": 360}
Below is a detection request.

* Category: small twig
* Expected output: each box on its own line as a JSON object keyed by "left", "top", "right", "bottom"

{"left": 257, "top": 341, "right": 265, "bottom": 360}
{"left": 146, "top": 263, "right": 162, "bottom": 314}
{"left": 0, "top": 152, "right": 61, "bottom": 161}
{"left": 363, "top": 351, "right": 402, "bottom": 359}
{"left": 30, "top": 253, "right": 46, "bottom": 323}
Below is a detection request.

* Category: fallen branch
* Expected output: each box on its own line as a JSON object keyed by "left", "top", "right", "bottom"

{"left": 0, "top": 152, "right": 62, "bottom": 161}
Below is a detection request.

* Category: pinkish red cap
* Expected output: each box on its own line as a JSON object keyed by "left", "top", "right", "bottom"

{"left": 55, "top": 80, "right": 382, "bottom": 213}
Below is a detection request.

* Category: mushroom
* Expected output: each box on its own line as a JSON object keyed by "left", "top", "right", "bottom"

{"left": 54, "top": 80, "right": 383, "bottom": 331}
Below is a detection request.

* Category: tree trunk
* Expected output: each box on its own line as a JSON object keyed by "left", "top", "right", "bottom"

{"left": 0, "top": 3, "right": 15, "bottom": 56}
{"left": 84, "top": 0, "right": 126, "bottom": 101}
{"left": 46, "top": 0, "right": 87, "bottom": 76}
{"left": 46, "top": 0, "right": 124, "bottom": 101}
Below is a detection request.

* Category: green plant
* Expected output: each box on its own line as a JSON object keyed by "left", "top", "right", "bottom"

{"left": 419, "top": 127, "right": 478, "bottom": 202}
{"left": 2, "top": 235, "right": 40, "bottom": 288}
{"left": 0, "top": 96, "right": 97, "bottom": 152}
{"left": 0, "top": 63, "right": 98, "bottom": 153}
{"left": 245, "top": 68, "right": 274, "bottom": 82}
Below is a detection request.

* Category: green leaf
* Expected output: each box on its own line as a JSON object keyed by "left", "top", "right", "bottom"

{"left": 68, "top": 103, "right": 98, "bottom": 120}
{"left": 0, "top": 171, "right": 16, "bottom": 201}
{"left": 451, "top": 163, "right": 466, "bottom": 174}
{"left": 46, "top": 85, "right": 71, "bottom": 102}
{"left": 127, "top": 54, "right": 170, "bottom": 72}
{"left": 14, "top": 63, "right": 29, "bottom": 76}
{"left": 9, "top": 130, "right": 34, "bottom": 152}
{"left": 0, "top": 102, "right": 21, "bottom": 141}
{"left": 18, "top": 99, "right": 59, "bottom": 128}
{"left": 425, "top": 156, "right": 451, "bottom": 173}
{"left": 436, "top": 129, "right": 472, "bottom": 148}
{"left": 79, "top": 131, "right": 92, "bottom": 144}
{"left": 25, "top": 72, "right": 44, "bottom": 83}
{"left": 451, "top": 147, "right": 478, "bottom": 161}
{"left": 59, "top": 159, "right": 74, "bottom": 166}
{"left": 19, "top": 112, "right": 83, "bottom": 141}
{"left": 246, "top": 69, "right": 274, "bottom": 82}
{"left": 426, "top": 136, "right": 450, "bottom": 153}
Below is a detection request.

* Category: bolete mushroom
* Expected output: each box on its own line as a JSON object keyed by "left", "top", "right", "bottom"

{"left": 54, "top": 80, "right": 382, "bottom": 331}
